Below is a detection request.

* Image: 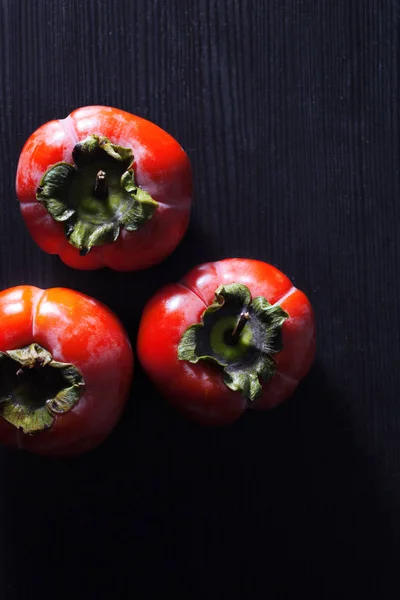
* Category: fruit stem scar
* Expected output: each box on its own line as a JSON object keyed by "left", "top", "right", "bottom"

{"left": 93, "top": 170, "right": 108, "bottom": 199}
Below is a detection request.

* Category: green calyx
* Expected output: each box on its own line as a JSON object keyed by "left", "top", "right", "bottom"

{"left": 0, "top": 343, "right": 85, "bottom": 434}
{"left": 36, "top": 135, "right": 158, "bottom": 255}
{"left": 178, "top": 284, "right": 289, "bottom": 401}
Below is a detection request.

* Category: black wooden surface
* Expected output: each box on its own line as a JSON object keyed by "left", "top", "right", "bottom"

{"left": 0, "top": 0, "right": 399, "bottom": 596}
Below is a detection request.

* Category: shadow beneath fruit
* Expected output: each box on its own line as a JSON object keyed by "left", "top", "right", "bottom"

{"left": 1, "top": 363, "right": 396, "bottom": 598}
{"left": 127, "top": 362, "right": 398, "bottom": 564}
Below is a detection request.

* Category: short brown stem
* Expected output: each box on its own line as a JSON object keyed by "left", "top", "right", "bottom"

{"left": 93, "top": 170, "right": 108, "bottom": 199}
{"left": 231, "top": 311, "right": 250, "bottom": 343}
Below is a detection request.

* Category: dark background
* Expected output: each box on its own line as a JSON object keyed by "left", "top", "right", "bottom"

{"left": 0, "top": 0, "right": 399, "bottom": 596}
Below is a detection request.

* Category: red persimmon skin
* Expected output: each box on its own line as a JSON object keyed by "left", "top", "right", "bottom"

{"left": 16, "top": 106, "right": 192, "bottom": 271}
{"left": 0, "top": 286, "right": 133, "bottom": 456}
{"left": 137, "top": 259, "right": 316, "bottom": 426}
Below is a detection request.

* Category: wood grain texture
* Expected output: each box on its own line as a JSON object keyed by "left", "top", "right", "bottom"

{"left": 0, "top": 0, "right": 399, "bottom": 595}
